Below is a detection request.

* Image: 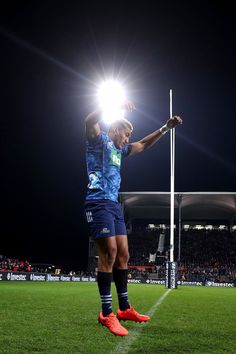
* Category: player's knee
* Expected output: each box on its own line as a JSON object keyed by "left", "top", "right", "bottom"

{"left": 117, "top": 251, "right": 129, "bottom": 267}
{"left": 106, "top": 246, "right": 117, "bottom": 267}
{"left": 124, "top": 251, "right": 130, "bottom": 264}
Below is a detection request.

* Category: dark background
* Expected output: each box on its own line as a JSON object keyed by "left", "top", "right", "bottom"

{"left": 1, "top": 1, "right": 235, "bottom": 270}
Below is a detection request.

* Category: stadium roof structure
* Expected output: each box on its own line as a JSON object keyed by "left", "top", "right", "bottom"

{"left": 119, "top": 192, "right": 236, "bottom": 222}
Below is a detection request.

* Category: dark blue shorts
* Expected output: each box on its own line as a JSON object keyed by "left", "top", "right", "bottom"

{"left": 84, "top": 200, "right": 127, "bottom": 239}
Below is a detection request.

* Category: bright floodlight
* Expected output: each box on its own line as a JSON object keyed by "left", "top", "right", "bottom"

{"left": 98, "top": 80, "right": 125, "bottom": 124}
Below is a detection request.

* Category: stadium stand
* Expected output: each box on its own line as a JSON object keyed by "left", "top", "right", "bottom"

{"left": 0, "top": 255, "right": 31, "bottom": 272}
{"left": 127, "top": 226, "right": 236, "bottom": 283}
{"left": 119, "top": 192, "right": 236, "bottom": 284}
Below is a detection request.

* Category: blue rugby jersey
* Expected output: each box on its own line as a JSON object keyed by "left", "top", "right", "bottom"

{"left": 86, "top": 131, "right": 131, "bottom": 202}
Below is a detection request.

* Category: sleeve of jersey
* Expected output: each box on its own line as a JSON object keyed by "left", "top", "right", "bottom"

{"left": 86, "top": 131, "right": 105, "bottom": 146}
{"left": 122, "top": 143, "right": 132, "bottom": 157}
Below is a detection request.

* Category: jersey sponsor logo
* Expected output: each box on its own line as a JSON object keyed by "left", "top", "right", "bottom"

{"left": 110, "top": 149, "right": 121, "bottom": 167}
{"left": 100, "top": 227, "right": 110, "bottom": 234}
{"left": 107, "top": 141, "right": 114, "bottom": 149}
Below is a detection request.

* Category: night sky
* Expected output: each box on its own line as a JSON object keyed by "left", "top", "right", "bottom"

{"left": 1, "top": 1, "right": 235, "bottom": 270}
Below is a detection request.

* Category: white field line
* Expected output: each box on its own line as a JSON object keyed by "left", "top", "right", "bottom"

{"left": 111, "top": 289, "right": 172, "bottom": 354}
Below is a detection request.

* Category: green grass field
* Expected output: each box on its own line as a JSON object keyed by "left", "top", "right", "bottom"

{"left": 0, "top": 282, "right": 235, "bottom": 354}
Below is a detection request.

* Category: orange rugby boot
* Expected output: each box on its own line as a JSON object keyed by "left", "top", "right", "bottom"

{"left": 117, "top": 307, "right": 150, "bottom": 323}
{"left": 98, "top": 311, "right": 129, "bottom": 336}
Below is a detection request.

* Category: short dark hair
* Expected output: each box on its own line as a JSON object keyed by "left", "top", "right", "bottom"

{"left": 108, "top": 118, "right": 133, "bottom": 132}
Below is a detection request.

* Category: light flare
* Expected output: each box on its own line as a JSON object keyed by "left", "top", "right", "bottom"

{"left": 98, "top": 80, "right": 125, "bottom": 124}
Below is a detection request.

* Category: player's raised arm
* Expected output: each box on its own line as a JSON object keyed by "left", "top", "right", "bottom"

{"left": 85, "top": 109, "right": 102, "bottom": 140}
{"left": 85, "top": 100, "right": 135, "bottom": 141}
{"left": 129, "top": 115, "right": 183, "bottom": 155}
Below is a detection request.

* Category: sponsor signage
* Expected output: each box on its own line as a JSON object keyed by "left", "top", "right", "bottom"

{"left": 47, "top": 274, "right": 60, "bottom": 282}
{"left": 128, "top": 278, "right": 142, "bottom": 284}
{"left": 128, "top": 278, "right": 165, "bottom": 285}
{"left": 0, "top": 272, "right": 99, "bottom": 283}
{"left": 165, "top": 261, "right": 178, "bottom": 289}
{"left": 60, "top": 275, "right": 71, "bottom": 282}
{"left": 205, "top": 281, "right": 234, "bottom": 288}
{"left": 30, "top": 273, "right": 47, "bottom": 281}
{"left": 178, "top": 281, "right": 203, "bottom": 286}
{"left": 0, "top": 272, "right": 235, "bottom": 287}
{"left": 7, "top": 272, "right": 27, "bottom": 281}
{"left": 71, "top": 276, "right": 81, "bottom": 282}
{"left": 146, "top": 279, "right": 165, "bottom": 285}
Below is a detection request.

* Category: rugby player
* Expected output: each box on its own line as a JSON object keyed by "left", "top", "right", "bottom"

{"left": 84, "top": 101, "right": 182, "bottom": 336}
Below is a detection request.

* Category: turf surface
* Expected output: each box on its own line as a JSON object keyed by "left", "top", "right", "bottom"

{"left": 0, "top": 282, "right": 235, "bottom": 353}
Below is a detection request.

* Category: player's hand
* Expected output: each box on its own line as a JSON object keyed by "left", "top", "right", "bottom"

{"left": 166, "top": 115, "right": 183, "bottom": 129}
{"left": 122, "top": 100, "right": 135, "bottom": 112}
